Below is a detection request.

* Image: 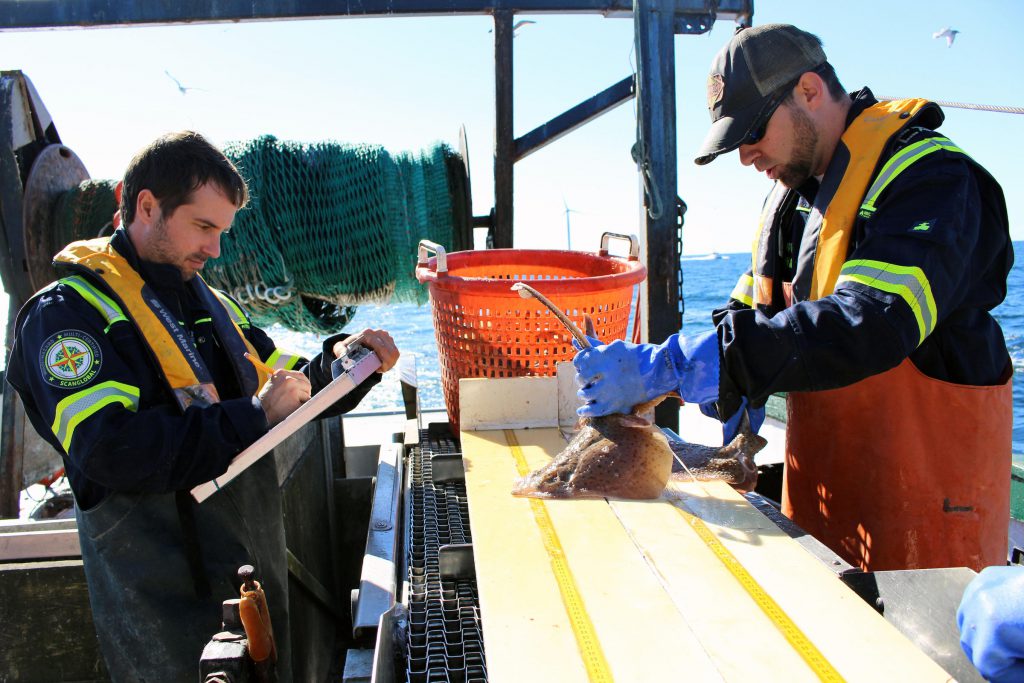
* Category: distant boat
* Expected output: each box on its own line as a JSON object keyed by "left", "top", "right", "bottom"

{"left": 681, "top": 252, "right": 729, "bottom": 261}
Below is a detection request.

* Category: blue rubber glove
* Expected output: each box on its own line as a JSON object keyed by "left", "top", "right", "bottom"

{"left": 699, "top": 397, "right": 766, "bottom": 444}
{"left": 958, "top": 566, "right": 1024, "bottom": 682}
{"left": 573, "top": 330, "right": 718, "bottom": 417}
{"left": 571, "top": 334, "right": 604, "bottom": 351}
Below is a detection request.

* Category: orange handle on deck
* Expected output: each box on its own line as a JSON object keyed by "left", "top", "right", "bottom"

{"left": 239, "top": 580, "right": 277, "bottom": 663}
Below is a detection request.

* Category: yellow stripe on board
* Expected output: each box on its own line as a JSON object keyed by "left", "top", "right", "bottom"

{"left": 673, "top": 505, "right": 846, "bottom": 682}
{"left": 504, "top": 430, "right": 613, "bottom": 683}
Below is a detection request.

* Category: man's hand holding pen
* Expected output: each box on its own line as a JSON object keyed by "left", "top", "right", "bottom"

{"left": 246, "top": 352, "right": 312, "bottom": 426}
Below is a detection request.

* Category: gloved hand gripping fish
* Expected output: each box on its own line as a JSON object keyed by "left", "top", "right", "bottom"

{"left": 508, "top": 282, "right": 766, "bottom": 500}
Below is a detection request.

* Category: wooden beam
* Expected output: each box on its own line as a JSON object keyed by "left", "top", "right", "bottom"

{"left": 0, "top": 527, "right": 80, "bottom": 561}
{"left": 0, "top": 313, "right": 26, "bottom": 519}
{"left": 0, "top": 559, "right": 106, "bottom": 679}
{"left": 459, "top": 376, "right": 558, "bottom": 430}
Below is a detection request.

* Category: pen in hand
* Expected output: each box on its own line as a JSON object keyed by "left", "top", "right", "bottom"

{"left": 244, "top": 352, "right": 276, "bottom": 376}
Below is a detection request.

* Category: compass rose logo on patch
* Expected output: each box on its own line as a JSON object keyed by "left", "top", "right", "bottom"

{"left": 39, "top": 330, "right": 102, "bottom": 389}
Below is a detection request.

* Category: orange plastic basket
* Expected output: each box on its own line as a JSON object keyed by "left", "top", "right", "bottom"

{"left": 415, "top": 234, "right": 646, "bottom": 429}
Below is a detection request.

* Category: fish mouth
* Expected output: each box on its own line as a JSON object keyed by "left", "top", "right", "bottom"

{"left": 615, "top": 414, "right": 651, "bottom": 428}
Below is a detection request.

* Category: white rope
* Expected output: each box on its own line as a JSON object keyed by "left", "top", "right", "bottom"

{"left": 876, "top": 96, "right": 1024, "bottom": 115}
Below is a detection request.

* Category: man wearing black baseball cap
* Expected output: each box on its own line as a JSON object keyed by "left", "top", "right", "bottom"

{"left": 695, "top": 23, "right": 832, "bottom": 168}
{"left": 573, "top": 24, "right": 1012, "bottom": 576}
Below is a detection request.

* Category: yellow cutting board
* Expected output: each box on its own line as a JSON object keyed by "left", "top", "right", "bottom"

{"left": 461, "top": 426, "right": 954, "bottom": 683}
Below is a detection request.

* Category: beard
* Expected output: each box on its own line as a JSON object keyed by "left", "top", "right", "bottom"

{"left": 149, "top": 216, "right": 205, "bottom": 280}
{"left": 776, "top": 104, "right": 818, "bottom": 189}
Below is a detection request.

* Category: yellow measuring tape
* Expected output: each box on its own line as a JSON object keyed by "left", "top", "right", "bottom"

{"left": 674, "top": 504, "right": 846, "bottom": 682}
{"left": 504, "top": 430, "right": 613, "bottom": 683}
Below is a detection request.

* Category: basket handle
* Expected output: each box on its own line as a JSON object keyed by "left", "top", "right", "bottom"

{"left": 417, "top": 240, "right": 448, "bottom": 274}
{"left": 599, "top": 232, "right": 640, "bottom": 261}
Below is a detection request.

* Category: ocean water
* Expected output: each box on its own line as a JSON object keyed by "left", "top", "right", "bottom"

{"left": 277, "top": 243, "right": 1024, "bottom": 459}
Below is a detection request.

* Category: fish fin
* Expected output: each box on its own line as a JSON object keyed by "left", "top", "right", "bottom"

{"left": 738, "top": 410, "right": 751, "bottom": 436}
{"left": 584, "top": 314, "right": 597, "bottom": 339}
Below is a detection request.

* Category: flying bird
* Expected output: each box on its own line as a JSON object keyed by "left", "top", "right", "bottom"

{"left": 164, "top": 70, "right": 205, "bottom": 95}
{"left": 488, "top": 19, "right": 537, "bottom": 37}
{"left": 932, "top": 27, "right": 960, "bottom": 47}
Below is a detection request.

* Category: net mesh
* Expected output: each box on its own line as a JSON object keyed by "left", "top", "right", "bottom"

{"left": 52, "top": 179, "right": 118, "bottom": 246}
{"left": 48, "top": 137, "right": 466, "bottom": 333}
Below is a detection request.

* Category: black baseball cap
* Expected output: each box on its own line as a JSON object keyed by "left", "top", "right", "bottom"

{"left": 695, "top": 24, "right": 827, "bottom": 165}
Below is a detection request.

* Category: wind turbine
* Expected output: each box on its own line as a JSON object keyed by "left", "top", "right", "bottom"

{"left": 563, "top": 197, "right": 581, "bottom": 250}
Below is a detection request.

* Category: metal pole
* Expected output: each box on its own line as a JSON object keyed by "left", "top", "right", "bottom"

{"left": 565, "top": 204, "right": 571, "bottom": 250}
{"left": 0, "top": 296, "right": 25, "bottom": 517}
{"left": 634, "top": 0, "right": 680, "bottom": 430}
{"left": 493, "top": 9, "right": 514, "bottom": 248}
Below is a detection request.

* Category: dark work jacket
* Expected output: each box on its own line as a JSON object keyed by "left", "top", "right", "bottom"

{"left": 6, "top": 228, "right": 380, "bottom": 681}
{"left": 7, "top": 227, "right": 379, "bottom": 509}
{"left": 712, "top": 88, "right": 1012, "bottom": 420}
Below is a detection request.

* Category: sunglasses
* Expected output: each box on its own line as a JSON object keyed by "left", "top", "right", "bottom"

{"left": 743, "top": 105, "right": 779, "bottom": 145}
{"left": 742, "top": 67, "right": 824, "bottom": 146}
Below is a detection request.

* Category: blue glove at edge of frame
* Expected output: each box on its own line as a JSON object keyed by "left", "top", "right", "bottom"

{"left": 957, "top": 565, "right": 1024, "bottom": 682}
{"left": 573, "top": 330, "right": 719, "bottom": 418}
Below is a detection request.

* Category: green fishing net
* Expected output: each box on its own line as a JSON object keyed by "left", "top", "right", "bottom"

{"left": 49, "top": 137, "right": 467, "bottom": 333}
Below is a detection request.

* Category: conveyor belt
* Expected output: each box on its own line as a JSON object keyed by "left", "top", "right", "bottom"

{"left": 405, "top": 427, "right": 487, "bottom": 682}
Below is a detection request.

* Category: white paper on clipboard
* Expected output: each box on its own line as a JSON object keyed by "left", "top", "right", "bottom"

{"left": 191, "top": 348, "right": 382, "bottom": 503}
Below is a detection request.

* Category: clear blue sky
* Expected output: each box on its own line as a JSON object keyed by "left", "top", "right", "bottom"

{"left": 0, "top": 0, "right": 1020, "bottom": 257}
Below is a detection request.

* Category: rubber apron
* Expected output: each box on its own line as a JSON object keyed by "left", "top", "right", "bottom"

{"left": 753, "top": 102, "right": 1012, "bottom": 571}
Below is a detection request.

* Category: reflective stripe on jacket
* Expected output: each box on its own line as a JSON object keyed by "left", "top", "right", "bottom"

{"left": 751, "top": 98, "right": 938, "bottom": 311}
{"left": 757, "top": 98, "right": 1013, "bottom": 571}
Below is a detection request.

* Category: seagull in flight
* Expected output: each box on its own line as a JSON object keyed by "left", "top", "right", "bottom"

{"left": 932, "top": 27, "right": 960, "bottom": 47}
{"left": 488, "top": 19, "right": 537, "bottom": 37}
{"left": 164, "top": 70, "right": 205, "bottom": 95}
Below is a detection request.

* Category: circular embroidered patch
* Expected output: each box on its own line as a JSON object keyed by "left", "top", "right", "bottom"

{"left": 39, "top": 330, "right": 102, "bottom": 389}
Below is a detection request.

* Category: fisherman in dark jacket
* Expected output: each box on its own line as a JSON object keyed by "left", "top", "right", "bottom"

{"left": 6, "top": 130, "right": 399, "bottom": 681}
{"left": 573, "top": 24, "right": 1012, "bottom": 572}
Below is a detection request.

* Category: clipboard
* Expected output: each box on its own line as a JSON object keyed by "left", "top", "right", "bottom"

{"left": 191, "top": 342, "right": 382, "bottom": 503}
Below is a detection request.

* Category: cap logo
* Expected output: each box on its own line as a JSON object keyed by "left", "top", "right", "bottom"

{"left": 707, "top": 73, "right": 725, "bottom": 111}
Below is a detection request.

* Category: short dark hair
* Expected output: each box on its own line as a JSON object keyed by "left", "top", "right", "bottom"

{"left": 780, "top": 61, "right": 848, "bottom": 106}
{"left": 119, "top": 130, "right": 248, "bottom": 226}
{"left": 815, "top": 62, "right": 847, "bottom": 101}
